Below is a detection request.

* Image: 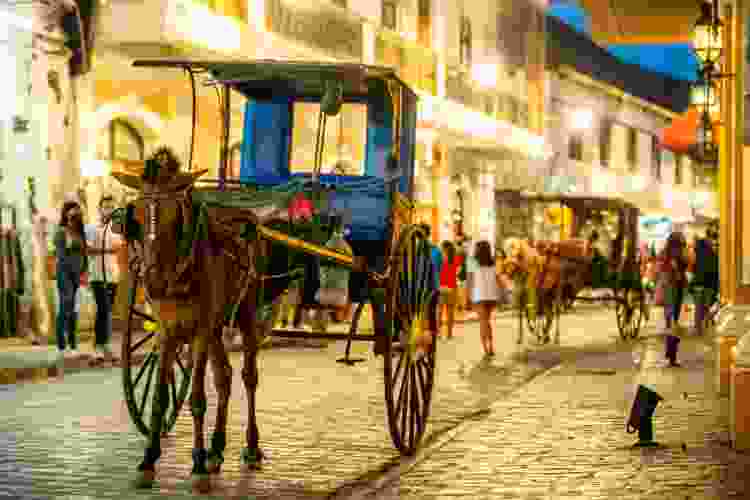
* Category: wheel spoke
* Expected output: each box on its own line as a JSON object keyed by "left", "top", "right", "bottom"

{"left": 175, "top": 353, "right": 188, "bottom": 379}
{"left": 138, "top": 354, "right": 158, "bottom": 419}
{"left": 133, "top": 352, "right": 156, "bottom": 387}
{"left": 130, "top": 331, "right": 157, "bottom": 354}
{"left": 395, "top": 357, "right": 410, "bottom": 422}
{"left": 169, "top": 374, "right": 178, "bottom": 417}
{"left": 409, "top": 365, "right": 421, "bottom": 450}
{"left": 131, "top": 308, "right": 155, "bottom": 322}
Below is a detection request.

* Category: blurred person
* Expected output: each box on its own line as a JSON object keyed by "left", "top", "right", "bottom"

{"left": 690, "top": 232, "right": 719, "bottom": 335}
{"left": 55, "top": 201, "right": 88, "bottom": 356}
{"left": 439, "top": 240, "right": 463, "bottom": 339}
{"left": 657, "top": 230, "right": 688, "bottom": 331}
{"left": 467, "top": 240, "right": 500, "bottom": 357}
{"left": 417, "top": 224, "right": 441, "bottom": 347}
{"left": 86, "top": 195, "right": 123, "bottom": 361}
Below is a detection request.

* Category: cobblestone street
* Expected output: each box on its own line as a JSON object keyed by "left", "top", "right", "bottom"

{"left": 1, "top": 304, "right": 738, "bottom": 499}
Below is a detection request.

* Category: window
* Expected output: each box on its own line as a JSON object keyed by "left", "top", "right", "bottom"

{"left": 382, "top": 0, "right": 398, "bottom": 30}
{"left": 675, "top": 154, "right": 683, "bottom": 185}
{"left": 599, "top": 118, "right": 611, "bottom": 167}
{"left": 627, "top": 127, "right": 637, "bottom": 171}
{"left": 98, "top": 119, "right": 145, "bottom": 162}
{"left": 417, "top": 0, "right": 431, "bottom": 47}
{"left": 290, "top": 102, "right": 367, "bottom": 175}
{"left": 459, "top": 16, "right": 472, "bottom": 67}
{"left": 651, "top": 135, "right": 662, "bottom": 181}
{"left": 568, "top": 134, "right": 583, "bottom": 162}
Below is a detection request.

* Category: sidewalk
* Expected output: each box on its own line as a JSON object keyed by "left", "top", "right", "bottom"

{"left": 381, "top": 331, "right": 747, "bottom": 499}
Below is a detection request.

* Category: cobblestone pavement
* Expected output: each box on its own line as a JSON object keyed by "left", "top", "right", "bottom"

{"left": 0, "top": 305, "right": 655, "bottom": 499}
{"left": 364, "top": 333, "right": 748, "bottom": 499}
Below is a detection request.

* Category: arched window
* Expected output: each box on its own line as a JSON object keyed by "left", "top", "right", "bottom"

{"left": 97, "top": 118, "right": 145, "bottom": 162}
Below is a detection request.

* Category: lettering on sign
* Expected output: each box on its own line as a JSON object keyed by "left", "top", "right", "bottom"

{"left": 265, "top": 0, "right": 362, "bottom": 59}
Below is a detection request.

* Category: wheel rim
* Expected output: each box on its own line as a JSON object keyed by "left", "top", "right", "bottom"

{"left": 384, "top": 227, "right": 437, "bottom": 456}
{"left": 122, "top": 245, "right": 192, "bottom": 437}
{"left": 616, "top": 290, "right": 644, "bottom": 340}
{"left": 524, "top": 289, "right": 554, "bottom": 343}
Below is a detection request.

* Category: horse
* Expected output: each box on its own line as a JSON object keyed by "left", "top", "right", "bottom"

{"left": 113, "top": 165, "right": 273, "bottom": 492}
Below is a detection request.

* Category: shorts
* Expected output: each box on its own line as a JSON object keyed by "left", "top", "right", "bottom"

{"left": 439, "top": 287, "right": 458, "bottom": 306}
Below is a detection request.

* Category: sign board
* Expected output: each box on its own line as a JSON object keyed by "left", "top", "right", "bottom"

{"left": 265, "top": 0, "right": 362, "bottom": 60}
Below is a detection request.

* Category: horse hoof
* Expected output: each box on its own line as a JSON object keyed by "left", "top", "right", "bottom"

{"left": 240, "top": 448, "right": 264, "bottom": 470}
{"left": 134, "top": 469, "right": 156, "bottom": 489}
{"left": 191, "top": 473, "right": 211, "bottom": 493}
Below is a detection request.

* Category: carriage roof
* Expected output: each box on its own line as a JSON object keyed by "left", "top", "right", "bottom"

{"left": 131, "top": 59, "right": 416, "bottom": 101}
{"left": 495, "top": 190, "right": 640, "bottom": 214}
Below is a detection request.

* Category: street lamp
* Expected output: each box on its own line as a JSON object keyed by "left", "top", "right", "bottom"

{"left": 692, "top": 0, "right": 723, "bottom": 68}
{"left": 694, "top": 110, "right": 719, "bottom": 163}
{"left": 690, "top": 74, "right": 718, "bottom": 111}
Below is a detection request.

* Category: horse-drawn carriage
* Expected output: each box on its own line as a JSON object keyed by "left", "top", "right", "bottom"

{"left": 109, "top": 59, "right": 439, "bottom": 490}
{"left": 496, "top": 190, "right": 648, "bottom": 345}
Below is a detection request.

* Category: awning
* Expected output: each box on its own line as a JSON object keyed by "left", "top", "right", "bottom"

{"left": 659, "top": 106, "right": 720, "bottom": 154}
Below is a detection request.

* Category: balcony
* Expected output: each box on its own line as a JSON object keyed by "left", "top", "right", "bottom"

{"left": 445, "top": 66, "right": 530, "bottom": 129}
{"left": 375, "top": 29, "right": 437, "bottom": 96}
{"left": 98, "top": 0, "right": 249, "bottom": 57}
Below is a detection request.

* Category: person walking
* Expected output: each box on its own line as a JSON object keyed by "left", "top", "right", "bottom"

{"left": 467, "top": 240, "right": 500, "bottom": 357}
{"left": 691, "top": 231, "right": 719, "bottom": 335}
{"left": 86, "top": 195, "right": 122, "bottom": 362}
{"left": 439, "top": 240, "right": 463, "bottom": 339}
{"left": 419, "top": 224, "right": 442, "bottom": 346}
{"left": 657, "top": 230, "right": 688, "bottom": 331}
{"left": 54, "top": 201, "right": 88, "bottom": 356}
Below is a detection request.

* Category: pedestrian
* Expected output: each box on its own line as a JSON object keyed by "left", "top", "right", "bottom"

{"left": 86, "top": 195, "right": 122, "bottom": 362}
{"left": 690, "top": 232, "right": 719, "bottom": 335}
{"left": 419, "top": 224, "right": 442, "bottom": 347}
{"left": 54, "top": 201, "right": 88, "bottom": 356}
{"left": 439, "top": 240, "right": 463, "bottom": 339}
{"left": 657, "top": 230, "right": 688, "bottom": 332}
{"left": 467, "top": 240, "right": 500, "bottom": 357}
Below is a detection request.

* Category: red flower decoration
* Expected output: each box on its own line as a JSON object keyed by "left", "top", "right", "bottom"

{"left": 288, "top": 193, "right": 314, "bottom": 222}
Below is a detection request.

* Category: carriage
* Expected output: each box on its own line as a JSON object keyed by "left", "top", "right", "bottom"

{"left": 496, "top": 190, "right": 648, "bottom": 345}
{"left": 108, "top": 59, "right": 440, "bottom": 488}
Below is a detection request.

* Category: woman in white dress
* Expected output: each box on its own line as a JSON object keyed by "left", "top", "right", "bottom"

{"left": 466, "top": 240, "right": 500, "bottom": 356}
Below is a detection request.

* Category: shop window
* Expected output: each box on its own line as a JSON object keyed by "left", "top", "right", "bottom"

{"left": 417, "top": 0, "right": 431, "bottom": 47}
{"left": 290, "top": 102, "right": 366, "bottom": 175}
{"left": 651, "top": 135, "right": 662, "bottom": 181}
{"left": 568, "top": 134, "right": 583, "bottom": 162}
{"left": 382, "top": 0, "right": 398, "bottom": 30}
{"left": 459, "top": 16, "right": 472, "bottom": 67}
{"left": 99, "top": 119, "right": 145, "bottom": 162}
{"left": 627, "top": 127, "right": 637, "bottom": 171}
{"left": 599, "top": 118, "right": 611, "bottom": 167}
{"left": 675, "top": 154, "right": 683, "bottom": 185}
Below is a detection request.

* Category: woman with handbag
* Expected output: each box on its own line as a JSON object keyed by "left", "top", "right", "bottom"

{"left": 657, "top": 231, "right": 688, "bottom": 332}
{"left": 439, "top": 241, "right": 463, "bottom": 340}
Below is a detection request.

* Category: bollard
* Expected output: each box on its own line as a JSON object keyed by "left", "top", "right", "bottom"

{"left": 715, "top": 336, "right": 737, "bottom": 396}
{"left": 627, "top": 384, "right": 664, "bottom": 447}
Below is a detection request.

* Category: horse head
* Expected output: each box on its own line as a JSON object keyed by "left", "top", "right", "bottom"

{"left": 111, "top": 148, "right": 208, "bottom": 300}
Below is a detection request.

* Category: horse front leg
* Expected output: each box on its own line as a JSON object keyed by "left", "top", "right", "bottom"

{"left": 206, "top": 325, "right": 232, "bottom": 474}
{"left": 134, "top": 330, "right": 179, "bottom": 488}
{"left": 190, "top": 334, "right": 212, "bottom": 492}
{"left": 239, "top": 297, "right": 264, "bottom": 469}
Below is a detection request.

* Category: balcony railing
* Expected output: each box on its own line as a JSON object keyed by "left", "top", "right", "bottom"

{"left": 375, "top": 29, "right": 437, "bottom": 96}
{"left": 445, "top": 66, "right": 530, "bottom": 129}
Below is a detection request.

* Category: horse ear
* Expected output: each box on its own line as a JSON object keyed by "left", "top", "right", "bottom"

{"left": 111, "top": 172, "right": 144, "bottom": 191}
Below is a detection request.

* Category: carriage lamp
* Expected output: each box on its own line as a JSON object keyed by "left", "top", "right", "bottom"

{"left": 627, "top": 384, "right": 664, "bottom": 447}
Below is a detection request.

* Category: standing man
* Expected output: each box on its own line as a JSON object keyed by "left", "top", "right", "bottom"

{"left": 87, "top": 195, "right": 122, "bottom": 362}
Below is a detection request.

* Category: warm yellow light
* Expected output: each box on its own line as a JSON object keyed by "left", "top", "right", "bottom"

{"left": 471, "top": 63, "right": 498, "bottom": 89}
{"left": 570, "top": 108, "right": 593, "bottom": 131}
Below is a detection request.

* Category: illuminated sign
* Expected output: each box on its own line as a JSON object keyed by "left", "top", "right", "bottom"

{"left": 167, "top": 0, "right": 241, "bottom": 54}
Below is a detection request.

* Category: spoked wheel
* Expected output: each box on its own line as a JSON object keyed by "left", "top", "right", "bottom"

{"left": 122, "top": 245, "right": 192, "bottom": 437}
{"left": 523, "top": 288, "right": 555, "bottom": 344}
{"left": 615, "top": 288, "right": 646, "bottom": 340}
{"left": 383, "top": 226, "right": 437, "bottom": 456}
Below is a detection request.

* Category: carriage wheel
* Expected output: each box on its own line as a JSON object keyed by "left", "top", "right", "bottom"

{"left": 122, "top": 246, "right": 192, "bottom": 437}
{"left": 383, "top": 226, "right": 437, "bottom": 456}
{"left": 523, "top": 289, "right": 555, "bottom": 344}
{"left": 615, "top": 288, "right": 646, "bottom": 340}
